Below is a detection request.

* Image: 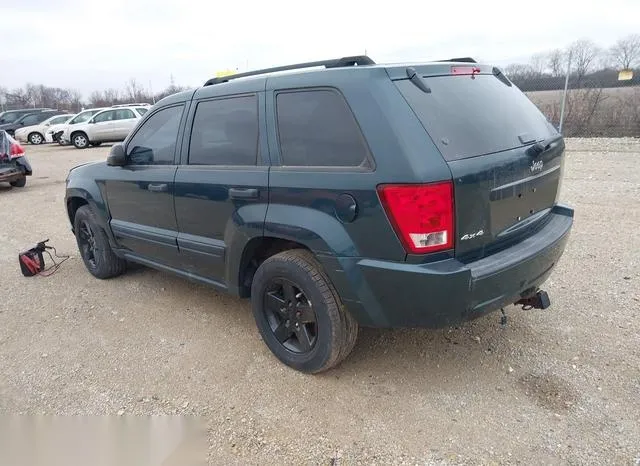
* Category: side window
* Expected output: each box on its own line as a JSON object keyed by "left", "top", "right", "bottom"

{"left": 51, "top": 116, "right": 69, "bottom": 125}
{"left": 115, "top": 109, "right": 135, "bottom": 120}
{"left": 21, "top": 115, "right": 41, "bottom": 125}
{"left": 276, "top": 89, "right": 370, "bottom": 167}
{"left": 126, "top": 105, "right": 184, "bottom": 165}
{"left": 93, "top": 110, "right": 115, "bottom": 123}
{"left": 188, "top": 95, "right": 258, "bottom": 166}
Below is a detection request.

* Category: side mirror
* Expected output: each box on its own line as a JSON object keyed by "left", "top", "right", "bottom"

{"left": 106, "top": 143, "right": 126, "bottom": 166}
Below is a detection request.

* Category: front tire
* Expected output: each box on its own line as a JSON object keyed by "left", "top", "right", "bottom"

{"left": 10, "top": 177, "right": 26, "bottom": 188}
{"left": 72, "top": 132, "right": 89, "bottom": 149}
{"left": 28, "top": 132, "right": 44, "bottom": 145}
{"left": 73, "top": 206, "right": 126, "bottom": 279}
{"left": 251, "top": 249, "right": 358, "bottom": 373}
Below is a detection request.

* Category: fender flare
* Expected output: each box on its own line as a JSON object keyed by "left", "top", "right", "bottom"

{"left": 65, "top": 186, "right": 116, "bottom": 245}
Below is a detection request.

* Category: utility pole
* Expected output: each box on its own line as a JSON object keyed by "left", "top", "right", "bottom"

{"left": 558, "top": 49, "right": 572, "bottom": 134}
{"left": 149, "top": 80, "right": 155, "bottom": 104}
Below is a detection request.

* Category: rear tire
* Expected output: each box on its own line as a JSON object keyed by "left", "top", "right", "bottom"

{"left": 73, "top": 205, "right": 126, "bottom": 279}
{"left": 28, "top": 132, "right": 44, "bottom": 145}
{"left": 251, "top": 249, "right": 358, "bottom": 373}
{"left": 10, "top": 177, "right": 26, "bottom": 188}
{"left": 72, "top": 132, "right": 89, "bottom": 149}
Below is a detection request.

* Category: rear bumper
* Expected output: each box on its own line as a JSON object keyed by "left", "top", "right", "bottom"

{"left": 0, "top": 166, "right": 25, "bottom": 183}
{"left": 322, "top": 204, "right": 574, "bottom": 328}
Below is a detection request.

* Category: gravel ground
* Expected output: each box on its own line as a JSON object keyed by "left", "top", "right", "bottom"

{"left": 0, "top": 138, "right": 639, "bottom": 465}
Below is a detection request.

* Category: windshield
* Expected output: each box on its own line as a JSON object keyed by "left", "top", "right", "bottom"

{"left": 69, "top": 110, "right": 100, "bottom": 124}
{"left": 395, "top": 74, "right": 556, "bottom": 161}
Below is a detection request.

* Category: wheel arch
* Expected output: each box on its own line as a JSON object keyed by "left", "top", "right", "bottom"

{"left": 235, "top": 236, "right": 311, "bottom": 298}
{"left": 69, "top": 129, "right": 90, "bottom": 146}
{"left": 65, "top": 187, "right": 115, "bottom": 244}
{"left": 229, "top": 204, "right": 361, "bottom": 298}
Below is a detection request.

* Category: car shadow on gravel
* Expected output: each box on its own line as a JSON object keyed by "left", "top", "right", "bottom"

{"left": 332, "top": 309, "right": 544, "bottom": 375}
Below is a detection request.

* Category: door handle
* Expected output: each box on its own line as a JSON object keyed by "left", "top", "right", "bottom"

{"left": 229, "top": 187, "right": 259, "bottom": 199}
{"left": 147, "top": 183, "right": 168, "bottom": 192}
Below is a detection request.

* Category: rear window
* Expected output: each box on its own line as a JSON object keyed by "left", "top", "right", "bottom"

{"left": 395, "top": 74, "right": 555, "bottom": 161}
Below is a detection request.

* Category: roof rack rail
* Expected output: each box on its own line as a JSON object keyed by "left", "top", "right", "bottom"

{"left": 437, "top": 57, "right": 477, "bottom": 63}
{"left": 203, "top": 55, "right": 375, "bottom": 86}
{"left": 111, "top": 103, "right": 151, "bottom": 107}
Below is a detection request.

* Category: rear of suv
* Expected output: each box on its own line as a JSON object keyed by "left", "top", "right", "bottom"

{"left": 65, "top": 56, "right": 573, "bottom": 373}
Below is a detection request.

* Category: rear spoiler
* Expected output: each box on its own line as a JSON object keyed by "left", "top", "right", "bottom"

{"left": 436, "top": 57, "right": 477, "bottom": 63}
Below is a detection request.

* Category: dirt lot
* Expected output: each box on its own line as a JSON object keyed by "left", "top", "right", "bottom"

{"left": 1, "top": 139, "right": 639, "bottom": 465}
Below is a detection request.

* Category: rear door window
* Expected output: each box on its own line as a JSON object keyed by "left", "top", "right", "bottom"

{"left": 275, "top": 89, "right": 370, "bottom": 167}
{"left": 395, "top": 74, "right": 556, "bottom": 161}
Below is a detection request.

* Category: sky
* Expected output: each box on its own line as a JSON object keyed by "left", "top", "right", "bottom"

{"left": 1, "top": 0, "right": 639, "bottom": 98}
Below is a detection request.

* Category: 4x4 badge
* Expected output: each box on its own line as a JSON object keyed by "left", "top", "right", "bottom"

{"left": 460, "top": 229, "right": 484, "bottom": 241}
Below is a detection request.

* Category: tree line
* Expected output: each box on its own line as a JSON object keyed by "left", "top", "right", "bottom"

{"left": 504, "top": 34, "right": 640, "bottom": 91}
{"left": 0, "top": 76, "right": 188, "bottom": 113}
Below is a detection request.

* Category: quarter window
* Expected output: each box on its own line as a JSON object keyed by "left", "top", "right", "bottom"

{"left": 114, "top": 109, "right": 135, "bottom": 120}
{"left": 126, "top": 105, "right": 184, "bottom": 165}
{"left": 276, "top": 89, "right": 370, "bottom": 167}
{"left": 188, "top": 95, "right": 258, "bottom": 166}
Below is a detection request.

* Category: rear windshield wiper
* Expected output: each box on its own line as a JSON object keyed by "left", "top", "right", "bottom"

{"left": 492, "top": 67, "right": 512, "bottom": 87}
{"left": 526, "top": 134, "right": 563, "bottom": 157}
{"left": 406, "top": 67, "right": 431, "bottom": 93}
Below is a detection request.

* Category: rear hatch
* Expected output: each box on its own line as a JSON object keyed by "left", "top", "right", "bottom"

{"left": 393, "top": 63, "right": 564, "bottom": 260}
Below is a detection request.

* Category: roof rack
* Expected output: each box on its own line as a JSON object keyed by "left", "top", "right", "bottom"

{"left": 203, "top": 55, "right": 376, "bottom": 86}
{"left": 111, "top": 103, "right": 151, "bottom": 107}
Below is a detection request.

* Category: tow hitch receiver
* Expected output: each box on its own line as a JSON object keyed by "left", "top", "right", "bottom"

{"left": 515, "top": 289, "right": 551, "bottom": 310}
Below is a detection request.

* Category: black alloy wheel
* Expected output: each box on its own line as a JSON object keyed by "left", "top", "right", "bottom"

{"left": 263, "top": 277, "right": 318, "bottom": 353}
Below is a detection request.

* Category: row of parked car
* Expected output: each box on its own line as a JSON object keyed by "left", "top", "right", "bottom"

{"left": 0, "top": 103, "right": 151, "bottom": 149}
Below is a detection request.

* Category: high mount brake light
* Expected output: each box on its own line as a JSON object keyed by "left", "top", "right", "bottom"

{"left": 377, "top": 181, "right": 455, "bottom": 254}
{"left": 451, "top": 66, "right": 481, "bottom": 75}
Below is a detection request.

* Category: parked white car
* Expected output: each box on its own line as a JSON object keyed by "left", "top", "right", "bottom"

{"left": 67, "top": 106, "right": 149, "bottom": 149}
{"left": 14, "top": 114, "right": 74, "bottom": 144}
{"left": 57, "top": 108, "right": 108, "bottom": 145}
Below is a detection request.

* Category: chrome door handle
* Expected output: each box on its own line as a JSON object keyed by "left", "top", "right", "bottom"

{"left": 147, "top": 183, "right": 168, "bottom": 192}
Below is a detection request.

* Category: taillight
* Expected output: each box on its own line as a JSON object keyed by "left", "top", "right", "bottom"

{"left": 377, "top": 181, "right": 454, "bottom": 254}
{"left": 10, "top": 142, "right": 25, "bottom": 158}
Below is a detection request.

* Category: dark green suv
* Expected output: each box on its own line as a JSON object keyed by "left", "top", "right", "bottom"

{"left": 65, "top": 56, "right": 573, "bottom": 373}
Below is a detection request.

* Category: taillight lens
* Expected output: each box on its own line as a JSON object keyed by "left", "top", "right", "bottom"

{"left": 377, "top": 181, "right": 454, "bottom": 254}
{"left": 10, "top": 142, "right": 25, "bottom": 158}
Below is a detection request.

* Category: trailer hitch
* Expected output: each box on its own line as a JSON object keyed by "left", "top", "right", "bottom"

{"left": 515, "top": 288, "right": 551, "bottom": 310}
